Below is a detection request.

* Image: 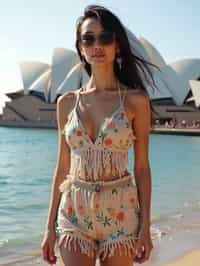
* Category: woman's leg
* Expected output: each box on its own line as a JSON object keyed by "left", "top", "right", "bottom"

{"left": 59, "top": 239, "right": 96, "bottom": 266}
{"left": 99, "top": 244, "right": 135, "bottom": 266}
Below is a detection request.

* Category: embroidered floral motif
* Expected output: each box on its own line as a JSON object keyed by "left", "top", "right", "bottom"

{"left": 96, "top": 213, "right": 112, "bottom": 227}
{"left": 119, "top": 112, "right": 125, "bottom": 120}
{"left": 130, "top": 197, "right": 135, "bottom": 204}
{"left": 79, "top": 140, "right": 83, "bottom": 146}
{"left": 95, "top": 203, "right": 100, "bottom": 209}
{"left": 65, "top": 206, "right": 79, "bottom": 225}
{"left": 76, "top": 130, "right": 82, "bottom": 136}
{"left": 78, "top": 204, "right": 84, "bottom": 210}
{"left": 84, "top": 216, "right": 94, "bottom": 230}
{"left": 78, "top": 204, "right": 85, "bottom": 215}
{"left": 99, "top": 132, "right": 107, "bottom": 142}
{"left": 107, "top": 121, "right": 116, "bottom": 129}
{"left": 67, "top": 206, "right": 73, "bottom": 216}
{"left": 108, "top": 229, "right": 135, "bottom": 241}
{"left": 116, "top": 211, "right": 125, "bottom": 222}
{"left": 111, "top": 188, "right": 118, "bottom": 195}
{"left": 104, "top": 138, "right": 112, "bottom": 146}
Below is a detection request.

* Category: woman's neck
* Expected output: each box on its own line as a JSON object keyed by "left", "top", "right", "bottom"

{"left": 87, "top": 64, "right": 118, "bottom": 91}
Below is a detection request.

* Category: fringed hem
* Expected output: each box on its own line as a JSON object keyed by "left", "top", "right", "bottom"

{"left": 97, "top": 236, "right": 139, "bottom": 261}
{"left": 70, "top": 147, "right": 128, "bottom": 180}
{"left": 58, "top": 231, "right": 97, "bottom": 258}
{"left": 58, "top": 232, "right": 139, "bottom": 261}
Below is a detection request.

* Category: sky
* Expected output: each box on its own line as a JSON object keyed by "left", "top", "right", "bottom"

{"left": 0, "top": 0, "right": 200, "bottom": 95}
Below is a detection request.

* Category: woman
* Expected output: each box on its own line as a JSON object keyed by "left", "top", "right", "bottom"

{"left": 41, "top": 5, "right": 156, "bottom": 266}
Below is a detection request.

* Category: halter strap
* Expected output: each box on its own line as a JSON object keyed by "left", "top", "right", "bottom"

{"left": 74, "top": 87, "right": 83, "bottom": 111}
{"left": 118, "top": 81, "right": 127, "bottom": 107}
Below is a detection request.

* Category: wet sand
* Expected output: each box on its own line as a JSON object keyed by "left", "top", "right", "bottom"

{"left": 162, "top": 249, "right": 200, "bottom": 266}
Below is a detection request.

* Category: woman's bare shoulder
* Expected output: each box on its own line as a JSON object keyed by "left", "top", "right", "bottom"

{"left": 57, "top": 90, "right": 78, "bottom": 115}
{"left": 56, "top": 90, "right": 80, "bottom": 134}
{"left": 125, "top": 86, "right": 150, "bottom": 110}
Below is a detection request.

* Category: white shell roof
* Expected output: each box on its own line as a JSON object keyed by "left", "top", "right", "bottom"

{"left": 170, "top": 59, "right": 200, "bottom": 80}
{"left": 125, "top": 28, "right": 150, "bottom": 62}
{"left": 0, "top": 92, "right": 11, "bottom": 114}
{"left": 189, "top": 80, "right": 200, "bottom": 107}
{"left": 158, "top": 65, "right": 190, "bottom": 105}
{"left": 0, "top": 91, "right": 11, "bottom": 102}
{"left": 28, "top": 69, "right": 51, "bottom": 102}
{"left": 169, "top": 59, "right": 200, "bottom": 104}
{"left": 146, "top": 71, "right": 172, "bottom": 100}
{"left": 57, "top": 62, "right": 89, "bottom": 93}
{"left": 50, "top": 48, "right": 80, "bottom": 103}
{"left": 139, "top": 36, "right": 166, "bottom": 69}
{"left": 125, "top": 28, "right": 157, "bottom": 86}
{"left": 19, "top": 61, "right": 50, "bottom": 94}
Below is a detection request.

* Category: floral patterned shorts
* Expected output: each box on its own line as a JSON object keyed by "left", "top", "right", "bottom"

{"left": 56, "top": 174, "right": 141, "bottom": 260}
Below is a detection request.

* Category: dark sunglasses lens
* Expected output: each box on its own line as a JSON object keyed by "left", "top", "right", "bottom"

{"left": 81, "top": 35, "right": 95, "bottom": 46}
{"left": 80, "top": 32, "right": 114, "bottom": 46}
{"left": 99, "top": 32, "right": 114, "bottom": 45}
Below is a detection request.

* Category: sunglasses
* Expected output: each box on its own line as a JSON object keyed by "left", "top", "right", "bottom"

{"left": 80, "top": 31, "right": 115, "bottom": 47}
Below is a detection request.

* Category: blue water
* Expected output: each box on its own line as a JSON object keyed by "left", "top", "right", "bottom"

{"left": 0, "top": 127, "right": 200, "bottom": 264}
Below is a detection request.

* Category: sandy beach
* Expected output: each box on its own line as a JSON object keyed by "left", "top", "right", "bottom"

{"left": 162, "top": 249, "right": 200, "bottom": 266}
{"left": 3, "top": 249, "right": 200, "bottom": 266}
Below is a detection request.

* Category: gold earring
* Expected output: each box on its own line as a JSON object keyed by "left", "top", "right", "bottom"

{"left": 81, "top": 56, "right": 86, "bottom": 67}
{"left": 116, "top": 53, "right": 122, "bottom": 70}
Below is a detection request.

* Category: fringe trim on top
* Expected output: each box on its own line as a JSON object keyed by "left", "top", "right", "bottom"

{"left": 70, "top": 147, "right": 128, "bottom": 180}
{"left": 97, "top": 236, "right": 139, "bottom": 261}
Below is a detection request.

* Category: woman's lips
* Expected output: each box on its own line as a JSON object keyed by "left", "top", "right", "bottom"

{"left": 93, "top": 54, "right": 105, "bottom": 58}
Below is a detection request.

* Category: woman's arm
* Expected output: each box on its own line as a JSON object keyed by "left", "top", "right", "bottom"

{"left": 131, "top": 91, "right": 152, "bottom": 234}
{"left": 45, "top": 92, "right": 75, "bottom": 232}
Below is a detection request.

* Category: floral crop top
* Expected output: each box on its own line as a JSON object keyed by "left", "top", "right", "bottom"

{"left": 62, "top": 83, "right": 136, "bottom": 181}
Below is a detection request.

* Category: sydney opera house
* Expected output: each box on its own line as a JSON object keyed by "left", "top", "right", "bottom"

{"left": 0, "top": 29, "right": 200, "bottom": 129}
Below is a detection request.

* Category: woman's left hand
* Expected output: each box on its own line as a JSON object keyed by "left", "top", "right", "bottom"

{"left": 134, "top": 228, "right": 154, "bottom": 264}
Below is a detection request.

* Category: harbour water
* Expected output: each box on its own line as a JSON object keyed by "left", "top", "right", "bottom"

{"left": 0, "top": 127, "right": 200, "bottom": 265}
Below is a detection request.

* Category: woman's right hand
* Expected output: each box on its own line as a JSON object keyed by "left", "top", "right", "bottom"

{"left": 41, "top": 229, "right": 58, "bottom": 265}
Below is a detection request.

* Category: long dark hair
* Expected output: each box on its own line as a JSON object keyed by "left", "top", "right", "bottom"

{"left": 75, "top": 5, "right": 160, "bottom": 125}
